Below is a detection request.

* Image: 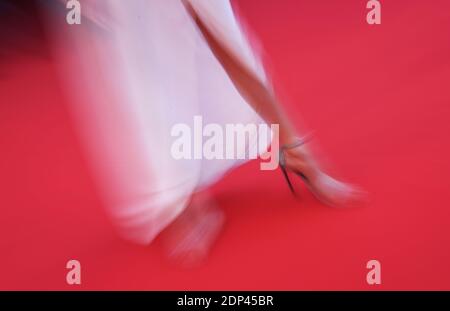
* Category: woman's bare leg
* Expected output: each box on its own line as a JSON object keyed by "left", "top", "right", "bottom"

{"left": 183, "top": 1, "right": 298, "bottom": 146}
{"left": 184, "top": 1, "right": 365, "bottom": 207}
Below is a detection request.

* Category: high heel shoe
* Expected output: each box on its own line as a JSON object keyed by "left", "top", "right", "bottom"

{"left": 279, "top": 136, "right": 366, "bottom": 208}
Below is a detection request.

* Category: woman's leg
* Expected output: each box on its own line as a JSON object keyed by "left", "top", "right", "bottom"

{"left": 184, "top": 1, "right": 365, "bottom": 207}
{"left": 159, "top": 189, "right": 225, "bottom": 267}
{"left": 184, "top": 0, "right": 297, "bottom": 146}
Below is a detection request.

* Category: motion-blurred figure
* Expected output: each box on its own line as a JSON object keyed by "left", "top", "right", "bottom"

{"left": 43, "top": 0, "right": 364, "bottom": 265}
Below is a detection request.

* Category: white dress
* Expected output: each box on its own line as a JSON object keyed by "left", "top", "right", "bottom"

{"left": 50, "top": 0, "right": 270, "bottom": 244}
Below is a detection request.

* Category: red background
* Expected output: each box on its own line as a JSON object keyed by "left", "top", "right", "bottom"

{"left": 1, "top": 0, "right": 450, "bottom": 290}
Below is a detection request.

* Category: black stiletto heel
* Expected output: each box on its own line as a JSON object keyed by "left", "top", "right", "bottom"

{"left": 280, "top": 162, "right": 295, "bottom": 195}
{"left": 278, "top": 135, "right": 312, "bottom": 197}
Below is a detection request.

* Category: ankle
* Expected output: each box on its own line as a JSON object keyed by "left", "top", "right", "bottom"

{"left": 283, "top": 147, "right": 321, "bottom": 178}
{"left": 280, "top": 135, "right": 302, "bottom": 148}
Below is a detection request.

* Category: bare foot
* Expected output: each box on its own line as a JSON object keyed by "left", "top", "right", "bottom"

{"left": 160, "top": 190, "right": 225, "bottom": 267}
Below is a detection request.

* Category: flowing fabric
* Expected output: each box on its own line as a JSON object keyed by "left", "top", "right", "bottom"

{"left": 48, "top": 0, "right": 270, "bottom": 244}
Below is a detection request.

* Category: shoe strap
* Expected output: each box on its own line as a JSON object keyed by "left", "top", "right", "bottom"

{"left": 280, "top": 132, "right": 314, "bottom": 151}
{"left": 279, "top": 133, "right": 314, "bottom": 166}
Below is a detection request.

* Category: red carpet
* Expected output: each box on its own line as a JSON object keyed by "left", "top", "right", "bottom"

{"left": 1, "top": 0, "right": 450, "bottom": 290}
